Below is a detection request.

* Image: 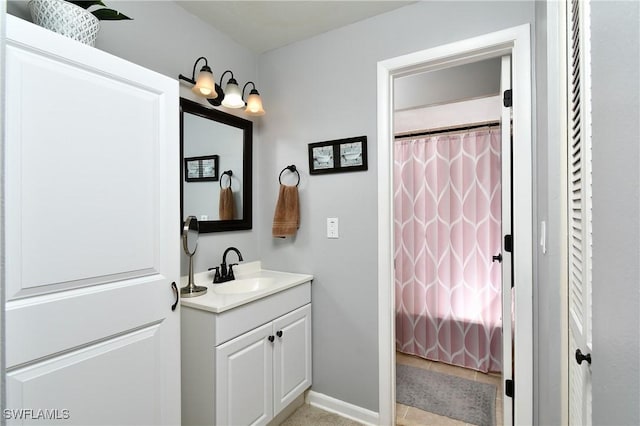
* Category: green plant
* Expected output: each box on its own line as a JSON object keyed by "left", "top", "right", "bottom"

{"left": 68, "top": 0, "right": 132, "bottom": 20}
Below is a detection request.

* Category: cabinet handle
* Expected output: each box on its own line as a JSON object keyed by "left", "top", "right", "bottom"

{"left": 268, "top": 335, "right": 275, "bottom": 343}
{"left": 276, "top": 330, "right": 283, "bottom": 338}
{"left": 171, "top": 282, "right": 179, "bottom": 311}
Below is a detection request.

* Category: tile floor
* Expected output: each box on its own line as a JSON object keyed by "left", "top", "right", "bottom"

{"left": 280, "top": 404, "right": 362, "bottom": 426}
{"left": 281, "top": 354, "right": 504, "bottom": 426}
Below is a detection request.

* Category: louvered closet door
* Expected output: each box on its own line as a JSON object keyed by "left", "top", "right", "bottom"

{"left": 567, "top": 0, "right": 593, "bottom": 424}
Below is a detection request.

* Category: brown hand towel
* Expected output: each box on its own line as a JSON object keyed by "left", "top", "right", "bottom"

{"left": 272, "top": 184, "right": 300, "bottom": 238}
{"left": 219, "top": 187, "right": 235, "bottom": 220}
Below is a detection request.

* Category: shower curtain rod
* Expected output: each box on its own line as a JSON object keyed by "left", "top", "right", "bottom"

{"left": 394, "top": 120, "right": 501, "bottom": 140}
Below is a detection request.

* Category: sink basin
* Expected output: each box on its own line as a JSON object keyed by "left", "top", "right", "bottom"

{"left": 213, "top": 277, "right": 276, "bottom": 295}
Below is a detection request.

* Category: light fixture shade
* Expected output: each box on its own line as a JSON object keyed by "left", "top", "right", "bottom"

{"left": 245, "top": 91, "right": 265, "bottom": 116}
{"left": 192, "top": 67, "right": 217, "bottom": 99}
{"left": 221, "top": 79, "right": 244, "bottom": 108}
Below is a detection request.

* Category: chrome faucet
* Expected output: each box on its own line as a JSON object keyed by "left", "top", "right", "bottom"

{"left": 210, "top": 247, "right": 244, "bottom": 283}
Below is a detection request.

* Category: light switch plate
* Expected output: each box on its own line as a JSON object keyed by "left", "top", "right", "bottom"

{"left": 327, "top": 217, "right": 339, "bottom": 239}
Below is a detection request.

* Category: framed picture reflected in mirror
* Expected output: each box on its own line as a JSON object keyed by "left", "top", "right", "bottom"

{"left": 184, "top": 155, "right": 219, "bottom": 182}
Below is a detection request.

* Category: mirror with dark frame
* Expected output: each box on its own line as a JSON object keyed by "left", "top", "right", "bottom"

{"left": 180, "top": 98, "right": 253, "bottom": 233}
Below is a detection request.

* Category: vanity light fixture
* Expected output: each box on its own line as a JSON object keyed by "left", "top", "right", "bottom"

{"left": 242, "top": 81, "right": 266, "bottom": 116}
{"left": 178, "top": 56, "right": 218, "bottom": 99}
{"left": 218, "top": 70, "right": 245, "bottom": 109}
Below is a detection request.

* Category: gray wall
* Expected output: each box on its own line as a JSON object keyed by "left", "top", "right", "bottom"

{"left": 394, "top": 58, "right": 501, "bottom": 111}
{"left": 533, "top": 1, "right": 564, "bottom": 424}
{"left": 591, "top": 2, "right": 640, "bottom": 425}
{"left": 5, "top": 0, "right": 264, "bottom": 275}
{"left": 258, "top": 1, "right": 535, "bottom": 411}
{"left": 90, "top": 1, "right": 261, "bottom": 275}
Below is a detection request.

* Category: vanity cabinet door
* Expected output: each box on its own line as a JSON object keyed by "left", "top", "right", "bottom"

{"left": 215, "top": 322, "right": 274, "bottom": 426}
{"left": 273, "top": 304, "right": 312, "bottom": 414}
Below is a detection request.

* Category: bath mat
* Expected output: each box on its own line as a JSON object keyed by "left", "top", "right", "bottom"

{"left": 396, "top": 363, "right": 497, "bottom": 426}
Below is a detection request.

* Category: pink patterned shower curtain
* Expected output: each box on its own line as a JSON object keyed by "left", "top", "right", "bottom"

{"left": 394, "top": 129, "right": 502, "bottom": 373}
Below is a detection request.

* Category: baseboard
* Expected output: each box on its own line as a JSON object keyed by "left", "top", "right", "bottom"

{"left": 305, "top": 390, "right": 379, "bottom": 425}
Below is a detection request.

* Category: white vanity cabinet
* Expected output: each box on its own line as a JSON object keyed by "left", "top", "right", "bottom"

{"left": 181, "top": 278, "right": 312, "bottom": 426}
{"left": 215, "top": 304, "right": 311, "bottom": 426}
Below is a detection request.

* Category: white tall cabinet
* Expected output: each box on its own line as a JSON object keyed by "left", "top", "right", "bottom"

{"left": 4, "top": 16, "right": 180, "bottom": 425}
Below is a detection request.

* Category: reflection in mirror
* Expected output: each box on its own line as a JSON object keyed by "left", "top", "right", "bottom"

{"left": 180, "top": 98, "right": 253, "bottom": 233}
{"left": 183, "top": 116, "right": 242, "bottom": 219}
{"left": 180, "top": 216, "right": 207, "bottom": 297}
{"left": 183, "top": 215, "right": 199, "bottom": 256}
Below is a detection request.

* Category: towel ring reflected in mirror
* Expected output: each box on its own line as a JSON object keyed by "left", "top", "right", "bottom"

{"left": 279, "top": 164, "right": 300, "bottom": 187}
{"left": 220, "top": 170, "right": 233, "bottom": 189}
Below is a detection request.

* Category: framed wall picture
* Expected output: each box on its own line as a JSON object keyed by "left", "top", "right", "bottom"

{"left": 308, "top": 136, "right": 367, "bottom": 174}
{"left": 184, "top": 155, "right": 219, "bottom": 182}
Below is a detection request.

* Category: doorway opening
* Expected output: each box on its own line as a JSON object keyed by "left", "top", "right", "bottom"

{"left": 377, "top": 25, "right": 533, "bottom": 426}
{"left": 393, "top": 62, "right": 506, "bottom": 422}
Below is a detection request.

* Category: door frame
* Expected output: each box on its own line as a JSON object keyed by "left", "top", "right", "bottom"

{"left": 500, "top": 53, "right": 514, "bottom": 425}
{"left": 376, "top": 24, "right": 533, "bottom": 425}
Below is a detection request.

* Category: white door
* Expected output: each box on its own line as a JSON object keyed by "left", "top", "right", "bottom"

{"left": 216, "top": 322, "right": 274, "bottom": 426}
{"left": 4, "top": 16, "right": 180, "bottom": 425}
{"left": 499, "top": 55, "right": 514, "bottom": 426}
{"left": 567, "top": 0, "right": 593, "bottom": 423}
{"left": 273, "top": 304, "right": 312, "bottom": 413}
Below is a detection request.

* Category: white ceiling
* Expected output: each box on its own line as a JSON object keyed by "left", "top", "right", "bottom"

{"left": 176, "top": 1, "right": 415, "bottom": 53}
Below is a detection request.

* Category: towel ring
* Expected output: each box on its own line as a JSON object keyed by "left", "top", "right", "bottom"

{"left": 279, "top": 165, "right": 300, "bottom": 187}
{"left": 220, "top": 170, "right": 233, "bottom": 189}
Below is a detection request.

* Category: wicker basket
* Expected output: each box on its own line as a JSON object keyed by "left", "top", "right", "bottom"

{"left": 29, "top": 0, "right": 100, "bottom": 46}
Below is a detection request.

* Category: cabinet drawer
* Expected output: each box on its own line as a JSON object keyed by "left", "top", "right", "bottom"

{"left": 212, "top": 282, "right": 310, "bottom": 345}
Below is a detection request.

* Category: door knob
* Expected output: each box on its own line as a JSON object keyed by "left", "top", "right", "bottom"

{"left": 492, "top": 253, "right": 503, "bottom": 263}
{"left": 575, "top": 348, "right": 592, "bottom": 365}
{"left": 268, "top": 335, "right": 275, "bottom": 343}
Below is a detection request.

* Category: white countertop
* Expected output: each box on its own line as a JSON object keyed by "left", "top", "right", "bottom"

{"left": 179, "top": 261, "right": 313, "bottom": 313}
